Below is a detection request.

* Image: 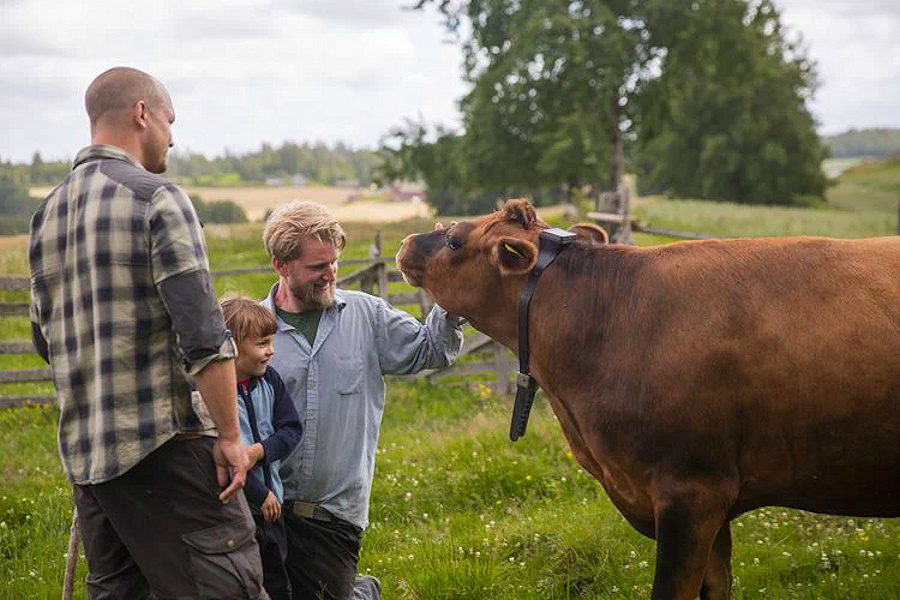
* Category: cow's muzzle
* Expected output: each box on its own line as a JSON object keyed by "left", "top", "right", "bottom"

{"left": 396, "top": 236, "right": 423, "bottom": 287}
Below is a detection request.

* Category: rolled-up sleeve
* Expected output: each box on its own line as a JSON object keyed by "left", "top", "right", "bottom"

{"left": 376, "top": 300, "right": 464, "bottom": 375}
{"left": 157, "top": 269, "right": 235, "bottom": 375}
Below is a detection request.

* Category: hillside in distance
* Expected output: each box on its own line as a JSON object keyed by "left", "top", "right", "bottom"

{"left": 824, "top": 128, "right": 900, "bottom": 158}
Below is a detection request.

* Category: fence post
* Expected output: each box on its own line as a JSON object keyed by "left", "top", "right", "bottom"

{"left": 362, "top": 233, "right": 379, "bottom": 296}
{"left": 62, "top": 509, "right": 79, "bottom": 600}
{"left": 417, "top": 289, "right": 433, "bottom": 321}
{"left": 493, "top": 343, "right": 514, "bottom": 395}
{"left": 359, "top": 271, "right": 372, "bottom": 295}
{"left": 371, "top": 231, "right": 388, "bottom": 299}
{"left": 614, "top": 183, "right": 634, "bottom": 245}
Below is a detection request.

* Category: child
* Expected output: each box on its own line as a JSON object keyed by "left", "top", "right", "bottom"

{"left": 221, "top": 296, "right": 302, "bottom": 600}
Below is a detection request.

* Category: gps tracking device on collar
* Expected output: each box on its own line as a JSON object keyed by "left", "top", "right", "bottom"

{"left": 537, "top": 228, "right": 577, "bottom": 247}
{"left": 510, "top": 227, "right": 577, "bottom": 441}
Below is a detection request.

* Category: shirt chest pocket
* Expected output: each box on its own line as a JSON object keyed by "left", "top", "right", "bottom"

{"left": 335, "top": 355, "right": 364, "bottom": 395}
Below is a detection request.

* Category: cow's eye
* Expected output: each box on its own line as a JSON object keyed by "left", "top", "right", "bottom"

{"left": 446, "top": 233, "right": 462, "bottom": 251}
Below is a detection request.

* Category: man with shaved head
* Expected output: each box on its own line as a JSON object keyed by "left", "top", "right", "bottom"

{"left": 84, "top": 66, "right": 175, "bottom": 174}
{"left": 29, "top": 67, "right": 269, "bottom": 599}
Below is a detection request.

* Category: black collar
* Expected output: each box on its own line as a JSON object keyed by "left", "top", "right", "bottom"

{"left": 510, "top": 228, "right": 576, "bottom": 441}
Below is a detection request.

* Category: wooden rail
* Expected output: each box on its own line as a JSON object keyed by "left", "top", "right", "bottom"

{"left": 587, "top": 211, "right": 724, "bottom": 242}
{"left": 0, "top": 303, "right": 28, "bottom": 316}
{"left": 0, "top": 341, "right": 35, "bottom": 354}
{"left": 0, "top": 259, "right": 396, "bottom": 292}
{"left": 417, "top": 332, "right": 516, "bottom": 395}
{"left": 0, "top": 276, "right": 28, "bottom": 291}
{"left": 1, "top": 236, "right": 509, "bottom": 408}
{"left": 0, "top": 396, "right": 55, "bottom": 409}
{"left": 0, "top": 368, "right": 52, "bottom": 384}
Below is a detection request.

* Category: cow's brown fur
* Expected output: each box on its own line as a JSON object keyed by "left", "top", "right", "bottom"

{"left": 397, "top": 199, "right": 900, "bottom": 600}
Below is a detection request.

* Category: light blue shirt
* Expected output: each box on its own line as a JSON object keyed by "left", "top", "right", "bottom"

{"left": 262, "top": 285, "right": 464, "bottom": 529}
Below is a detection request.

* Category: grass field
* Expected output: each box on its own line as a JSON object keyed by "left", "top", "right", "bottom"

{"left": 5, "top": 160, "right": 900, "bottom": 598}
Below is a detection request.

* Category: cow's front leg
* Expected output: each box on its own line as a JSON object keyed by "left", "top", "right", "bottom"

{"left": 650, "top": 493, "right": 730, "bottom": 600}
{"left": 700, "top": 523, "right": 732, "bottom": 600}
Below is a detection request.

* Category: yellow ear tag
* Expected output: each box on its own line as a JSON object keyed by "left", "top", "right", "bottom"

{"left": 503, "top": 243, "right": 524, "bottom": 258}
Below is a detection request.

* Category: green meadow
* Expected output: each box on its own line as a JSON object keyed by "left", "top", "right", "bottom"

{"left": 3, "top": 160, "right": 900, "bottom": 599}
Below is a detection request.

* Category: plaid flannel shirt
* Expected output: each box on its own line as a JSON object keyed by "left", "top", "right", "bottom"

{"left": 29, "top": 145, "right": 234, "bottom": 485}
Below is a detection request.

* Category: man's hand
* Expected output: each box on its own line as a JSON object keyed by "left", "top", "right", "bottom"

{"left": 213, "top": 436, "right": 249, "bottom": 502}
{"left": 192, "top": 358, "right": 244, "bottom": 501}
{"left": 261, "top": 491, "right": 281, "bottom": 522}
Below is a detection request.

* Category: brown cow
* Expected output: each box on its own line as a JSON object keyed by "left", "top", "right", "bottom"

{"left": 396, "top": 199, "right": 900, "bottom": 600}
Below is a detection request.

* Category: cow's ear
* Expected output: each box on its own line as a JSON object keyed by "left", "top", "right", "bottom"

{"left": 570, "top": 222, "right": 609, "bottom": 244}
{"left": 493, "top": 236, "right": 538, "bottom": 275}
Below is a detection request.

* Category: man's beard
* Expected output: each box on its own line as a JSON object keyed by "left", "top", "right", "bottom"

{"left": 289, "top": 279, "right": 336, "bottom": 310}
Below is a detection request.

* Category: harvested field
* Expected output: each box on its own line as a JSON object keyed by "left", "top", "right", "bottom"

{"left": 30, "top": 184, "right": 433, "bottom": 223}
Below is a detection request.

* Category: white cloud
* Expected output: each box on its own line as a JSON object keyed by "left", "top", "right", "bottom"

{"left": 774, "top": 0, "right": 900, "bottom": 134}
{"left": 276, "top": 0, "right": 412, "bottom": 27}
{"left": 0, "top": 0, "right": 467, "bottom": 162}
{"left": 1, "top": 0, "right": 896, "bottom": 162}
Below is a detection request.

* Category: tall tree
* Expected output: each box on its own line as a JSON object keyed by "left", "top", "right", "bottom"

{"left": 406, "top": 0, "right": 827, "bottom": 209}
{"left": 414, "top": 0, "right": 646, "bottom": 203}
{"left": 634, "top": 0, "right": 826, "bottom": 203}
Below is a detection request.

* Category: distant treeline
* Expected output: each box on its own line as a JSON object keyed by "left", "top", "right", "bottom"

{"left": 0, "top": 176, "right": 248, "bottom": 235}
{"left": 166, "top": 141, "right": 382, "bottom": 187}
{"left": 2, "top": 123, "right": 898, "bottom": 236}
{"left": 0, "top": 176, "right": 34, "bottom": 235}
{"left": 0, "top": 141, "right": 379, "bottom": 234}
{"left": 824, "top": 128, "right": 900, "bottom": 158}
{"left": 0, "top": 140, "right": 382, "bottom": 187}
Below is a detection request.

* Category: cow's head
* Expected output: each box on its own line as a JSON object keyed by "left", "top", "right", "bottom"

{"left": 396, "top": 198, "right": 606, "bottom": 342}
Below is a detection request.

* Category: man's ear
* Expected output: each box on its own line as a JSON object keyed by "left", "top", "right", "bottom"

{"left": 134, "top": 100, "right": 149, "bottom": 130}
{"left": 492, "top": 237, "right": 538, "bottom": 275}
{"left": 570, "top": 222, "right": 609, "bottom": 244}
{"left": 271, "top": 256, "right": 287, "bottom": 277}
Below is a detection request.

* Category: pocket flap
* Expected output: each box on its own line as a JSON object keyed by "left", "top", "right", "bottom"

{"left": 182, "top": 520, "right": 255, "bottom": 555}
{"left": 335, "top": 356, "right": 364, "bottom": 394}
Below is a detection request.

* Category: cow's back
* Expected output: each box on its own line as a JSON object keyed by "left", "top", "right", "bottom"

{"left": 539, "top": 236, "right": 900, "bottom": 518}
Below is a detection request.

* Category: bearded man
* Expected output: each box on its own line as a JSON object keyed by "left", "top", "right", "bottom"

{"left": 260, "top": 201, "right": 463, "bottom": 600}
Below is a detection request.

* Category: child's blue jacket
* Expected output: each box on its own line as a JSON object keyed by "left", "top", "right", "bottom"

{"left": 237, "top": 366, "right": 302, "bottom": 507}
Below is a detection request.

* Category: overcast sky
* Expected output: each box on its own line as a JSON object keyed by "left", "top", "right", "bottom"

{"left": 1, "top": 0, "right": 898, "bottom": 163}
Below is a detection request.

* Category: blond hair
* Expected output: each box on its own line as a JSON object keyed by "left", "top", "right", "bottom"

{"left": 263, "top": 200, "right": 346, "bottom": 264}
{"left": 221, "top": 295, "right": 277, "bottom": 345}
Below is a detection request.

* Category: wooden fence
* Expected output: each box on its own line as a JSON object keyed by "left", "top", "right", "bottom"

{"left": 0, "top": 234, "right": 516, "bottom": 409}
{"left": 587, "top": 210, "right": 724, "bottom": 242}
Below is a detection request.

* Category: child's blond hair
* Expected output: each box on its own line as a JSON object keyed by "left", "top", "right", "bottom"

{"left": 221, "top": 295, "right": 277, "bottom": 345}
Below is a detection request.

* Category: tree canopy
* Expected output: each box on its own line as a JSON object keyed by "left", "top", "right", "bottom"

{"left": 1, "top": 141, "right": 383, "bottom": 188}
{"left": 634, "top": 0, "right": 827, "bottom": 203}
{"left": 387, "top": 0, "right": 828, "bottom": 212}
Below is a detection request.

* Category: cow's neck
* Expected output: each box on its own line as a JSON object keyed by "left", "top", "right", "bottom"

{"left": 462, "top": 281, "right": 523, "bottom": 353}
{"left": 519, "top": 245, "right": 637, "bottom": 399}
